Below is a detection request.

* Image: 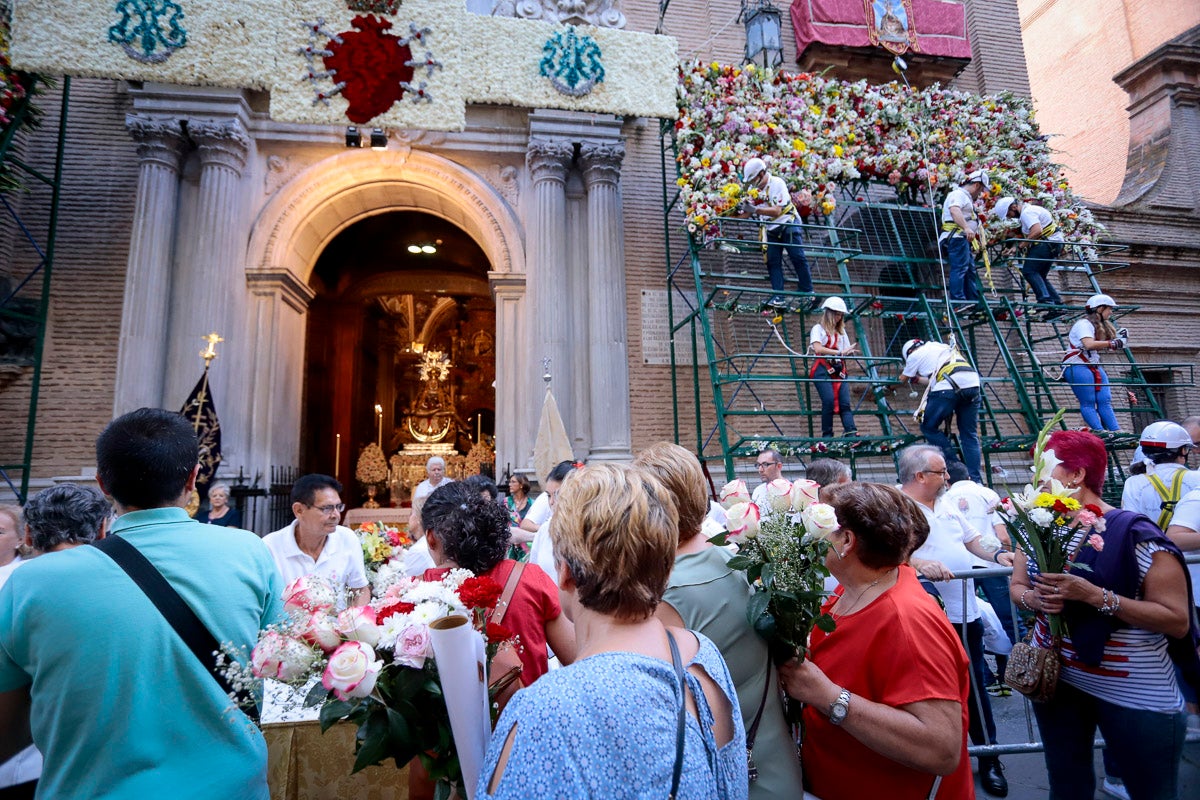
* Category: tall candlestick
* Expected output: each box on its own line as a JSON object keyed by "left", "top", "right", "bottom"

{"left": 375, "top": 404, "right": 384, "bottom": 449}
{"left": 335, "top": 434, "right": 341, "bottom": 480}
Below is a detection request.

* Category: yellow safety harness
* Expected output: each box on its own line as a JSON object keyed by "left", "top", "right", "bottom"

{"left": 1146, "top": 468, "right": 1187, "bottom": 530}
{"left": 1037, "top": 220, "right": 1057, "bottom": 239}
{"left": 941, "top": 218, "right": 995, "bottom": 292}
{"left": 760, "top": 198, "right": 801, "bottom": 259}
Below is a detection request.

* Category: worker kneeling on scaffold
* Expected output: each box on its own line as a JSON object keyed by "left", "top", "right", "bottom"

{"left": 902, "top": 338, "right": 983, "bottom": 483}
{"left": 940, "top": 170, "right": 988, "bottom": 303}
{"left": 993, "top": 196, "right": 1066, "bottom": 315}
{"left": 736, "top": 157, "right": 815, "bottom": 310}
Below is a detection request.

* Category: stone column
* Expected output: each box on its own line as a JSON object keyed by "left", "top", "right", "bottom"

{"left": 112, "top": 116, "right": 186, "bottom": 415}
{"left": 165, "top": 119, "right": 251, "bottom": 462}
{"left": 525, "top": 137, "right": 575, "bottom": 461}
{"left": 579, "top": 140, "right": 632, "bottom": 462}
{"left": 490, "top": 271, "right": 527, "bottom": 479}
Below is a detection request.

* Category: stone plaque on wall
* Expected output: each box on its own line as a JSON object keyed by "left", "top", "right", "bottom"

{"left": 640, "top": 289, "right": 707, "bottom": 366}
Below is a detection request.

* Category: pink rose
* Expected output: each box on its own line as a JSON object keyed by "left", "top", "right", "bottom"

{"left": 789, "top": 479, "right": 821, "bottom": 512}
{"left": 250, "top": 631, "right": 318, "bottom": 682}
{"left": 300, "top": 611, "right": 342, "bottom": 654}
{"left": 336, "top": 605, "right": 381, "bottom": 647}
{"left": 719, "top": 479, "right": 750, "bottom": 509}
{"left": 283, "top": 574, "right": 338, "bottom": 614}
{"left": 322, "top": 641, "right": 383, "bottom": 701}
{"left": 393, "top": 623, "right": 432, "bottom": 669}
{"left": 764, "top": 478, "right": 792, "bottom": 512}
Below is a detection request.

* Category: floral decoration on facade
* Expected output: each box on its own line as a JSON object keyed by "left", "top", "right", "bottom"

{"left": 675, "top": 61, "right": 1104, "bottom": 244}
{"left": 302, "top": 14, "right": 440, "bottom": 123}
{"left": 0, "top": 5, "right": 28, "bottom": 134}
{"left": 109, "top": 0, "right": 188, "bottom": 64}
{"left": 539, "top": 25, "right": 604, "bottom": 97}
{"left": 224, "top": 569, "right": 519, "bottom": 786}
{"left": 347, "top": 0, "right": 401, "bottom": 13}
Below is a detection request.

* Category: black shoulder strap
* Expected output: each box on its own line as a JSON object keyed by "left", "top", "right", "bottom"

{"left": 667, "top": 630, "right": 686, "bottom": 800}
{"left": 92, "top": 535, "right": 257, "bottom": 720}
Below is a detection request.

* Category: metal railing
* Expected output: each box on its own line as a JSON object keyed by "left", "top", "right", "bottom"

{"left": 935, "top": 554, "right": 1200, "bottom": 759}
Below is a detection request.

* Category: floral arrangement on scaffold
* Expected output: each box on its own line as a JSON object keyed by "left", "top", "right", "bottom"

{"left": 355, "top": 520, "right": 412, "bottom": 586}
{"left": 226, "top": 568, "right": 520, "bottom": 795}
{"left": 996, "top": 409, "right": 1105, "bottom": 638}
{"left": 710, "top": 476, "right": 838, "bottom": 664}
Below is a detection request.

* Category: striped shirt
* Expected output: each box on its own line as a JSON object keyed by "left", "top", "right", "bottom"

{"left": 1032, "top": 538, "right": 1183, "bottom": 711}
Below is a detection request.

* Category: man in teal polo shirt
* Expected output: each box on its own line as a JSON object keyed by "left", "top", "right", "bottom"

{"left": 0, "top": 408, "right": 283, "bottom": 798}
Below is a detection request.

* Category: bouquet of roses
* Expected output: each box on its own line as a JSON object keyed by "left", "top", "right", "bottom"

{"left": 711, "top": 477, "right": 838, "bottom": 663}
{"left": 225, "top": 568, "right": 519, "bottom": 793}
{"left": 996, "top": 410, "right": 1105, "bottom": 637}
{"left": 355, "top": 521, "right": 412, "bottom": 584}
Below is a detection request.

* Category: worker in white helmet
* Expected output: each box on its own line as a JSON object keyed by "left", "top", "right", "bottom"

{"left": 993, "top": 196, "right": 1066, "bottom": 314}
{"left": 738, "top": 156, "right": 814, "bottom": 308}
{"left": 1063, "top": 293, "right": 1126, "bottom": 432}
{"left": 940, "top": 170, "right": 989, "bottom": 302}
{"left": 1121, "top": 421, "right": 1200, "bottom": 529}
{"left": 901, "top": 338, "right": 983, "bottom": 482}
{"left": 808, "top": 296, "right": 859, "bottom": 437}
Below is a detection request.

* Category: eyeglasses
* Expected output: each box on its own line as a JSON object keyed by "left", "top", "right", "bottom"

{"left": 920, "top": 469, "right": 950, "bottom": 477}
{"left": 755, "top": 461, "right": 779, "bottom": 468}
{"left": 310, "top": 503, "right": 345, "bottom": 515}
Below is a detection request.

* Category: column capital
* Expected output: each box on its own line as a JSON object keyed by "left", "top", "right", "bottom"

{"left": 190, "top": 118, "right": 251, "bottom": 176}
{"left": 526, "top": 138, "right": 574, "bottom": 184}
{"left": 246, "top": 267, "right": 317, "bottom": 313}
{"left": 125, "top": 114, "right": 187, "bottom": 171}
{"left": 579, "top": 140, "right": 625, "bottom": 188}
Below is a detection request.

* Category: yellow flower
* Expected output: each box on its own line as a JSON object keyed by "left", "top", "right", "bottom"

{"left": 721, "top": 182, "right": 742, "bottom": 198}
{"left": 792, "top": 138, "right": 807, "bottom": 153}
{"left": 832, "top": 144, "right": 844, "bottom": 157}
{"left": 701, "top": 157, "right": 711, "bottom": 167}
{"left": 677, "top": 177, "right": 687, "bottom": 187}
{"left": 821, "top": 199, "right": 835, "bottom": 215}
{"left": 1034, "top": 493, "right": 1056, "bottom": 508}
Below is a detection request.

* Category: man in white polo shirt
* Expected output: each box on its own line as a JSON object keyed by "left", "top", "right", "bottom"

{"left": 264, "top": 474, "right": 369, "bottom": 607}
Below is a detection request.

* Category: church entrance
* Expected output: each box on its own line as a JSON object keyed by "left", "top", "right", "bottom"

{"left": 302, "top": 210, "right": 495, "bottom": 506}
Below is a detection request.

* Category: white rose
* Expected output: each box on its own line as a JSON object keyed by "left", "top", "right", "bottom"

{"left": 322, "top": 641, "right": 383, "bottom": 701}
{"left": 250, "top": 631, "right": 318, "bottom": 683}
{"left": 1028, "top": 507, "right": 1055, "bottom": 527}
{"left": 719, "top": 479, "right": 751, "bottom": 509}
{"left": 283, "top": 574, "right": 338, "bottom": 615}
{"left": 801, "top": 503, "right": 840, "bottom": 539}
{"left": 336, "top": 605, "right": 381, "bottom": 647}
{"left": 725, "top": 502, "right": 761, "bottom": 544}
{"left": 765, "top": 478, "right": 793, "bottom": 512}
{"left": 789, "top": 479, "right": 821, "bottom": 512}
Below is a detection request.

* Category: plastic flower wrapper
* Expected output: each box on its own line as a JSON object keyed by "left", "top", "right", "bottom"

{"left": 711, "top": 498, "right": 835, "bottom": 668}
{"left": 996, "top": 409, "right": 1105, "bottom": 637}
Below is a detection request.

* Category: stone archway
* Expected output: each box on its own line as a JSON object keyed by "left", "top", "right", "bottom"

{"left": 243, "top": 148, "right": 527, "bottom": 482}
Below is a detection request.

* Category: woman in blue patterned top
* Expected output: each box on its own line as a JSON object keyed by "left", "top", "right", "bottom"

{"left": 476, "top": 463, "right": 749, "bottom": 800}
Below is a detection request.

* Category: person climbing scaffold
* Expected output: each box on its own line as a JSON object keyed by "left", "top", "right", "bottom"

{"left": 736, "top": 157, "right": 815, "bottom": 310}
{"left": 808, "top": 296, "right": 859, "bottom": 438}
{"left": 993, "top": 196, "right": 1067, "bottom": 316}
{"left": 940, "top": 170, "right": 989, "bottom": 303}
{"left": 902, "top": 337, "right": 983, "bottom": 483}
{"left": 1063, "top": 293, "right": 1128, "bottom": 433}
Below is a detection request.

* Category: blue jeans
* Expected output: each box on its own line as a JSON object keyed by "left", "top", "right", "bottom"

{"left": 813, "top": 370, "right": 856, "bottom": 437}
{"left": 921, "top": 387, "right": 982, "bottom": 482}
{"left": 765, "top": 224, "right": 813, "bottom": 294}
{"left": 1032, "top": 680, "right": 1187, "bottom": 800}
{"left": 1064, "top": 364, "right": 1121, "bottom": 431}
{"left": 1022, "top": 240, "right": 1064, "bottom": 304}
{"left": 942, "top": 235, "right": 978, "bottom": 301}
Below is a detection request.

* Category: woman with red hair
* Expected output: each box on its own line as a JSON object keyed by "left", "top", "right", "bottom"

{"left": 1009, "top": 429, "right": 1200, "bottom": 799}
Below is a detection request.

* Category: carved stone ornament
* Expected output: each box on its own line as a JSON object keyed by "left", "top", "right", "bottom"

{"left": 188, "top": 119, "right": 251, "bottom": 175}
{"left": 485, "top": 163, "right": 521, "bottom": 208}
{"left": 526, "top": 138, "right": 574, "bottom": 182}
{"left": 125, "top": 115, "right": 187, "bottom": 169}
{"left": 579, "top": 141, "right": 624, "bottom": 187}
{"left": 492, "top": 0, "right": 626, "bottom": 30}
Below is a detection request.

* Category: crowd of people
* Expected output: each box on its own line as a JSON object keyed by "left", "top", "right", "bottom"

{"left": 0, "top": 406, "right": 1197, "bottom": 799}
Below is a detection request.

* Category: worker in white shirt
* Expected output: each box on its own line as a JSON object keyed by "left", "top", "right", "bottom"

{"left": 940, "top": 170, "right": 988, "bottom": 302}
{"left": 993, "top": 196, "right": 1065, "bottom": 314}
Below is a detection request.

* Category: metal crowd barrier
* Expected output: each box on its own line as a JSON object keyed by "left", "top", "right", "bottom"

{"left": 938, "top": 553, "right": 1200, "bottom": 759}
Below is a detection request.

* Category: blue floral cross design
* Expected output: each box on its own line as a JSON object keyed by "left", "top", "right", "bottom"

{"left": 108, "top": 0, "right": 188, "bottom": 64}
{"left": 539, "top": 26, "right": 604, "bottom": 97}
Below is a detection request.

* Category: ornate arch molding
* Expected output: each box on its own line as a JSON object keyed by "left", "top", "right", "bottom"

{"left": 248, "top": 148, "right": 525, "bottom": 282}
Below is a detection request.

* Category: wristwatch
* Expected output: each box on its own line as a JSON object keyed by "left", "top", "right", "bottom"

{"left": 828, "top": 688, "right": 851, "bottom": 726}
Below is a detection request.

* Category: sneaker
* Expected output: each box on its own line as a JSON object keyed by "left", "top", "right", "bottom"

{"left": 986, "top": 682, "right": 1011, "bottom": 698}
{"left": 765, "top": 295, "right": 787, "bottom": 309}
{"left": 1101, "top": 777, "right": 1131, "bottom": 800}
{"left": 1041, "top": 306, "right": 1068, "bottom": 321}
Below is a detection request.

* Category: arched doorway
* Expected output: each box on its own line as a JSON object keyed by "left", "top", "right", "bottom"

{"left": 303, "top": 211, "right": 495, "bottom": 504}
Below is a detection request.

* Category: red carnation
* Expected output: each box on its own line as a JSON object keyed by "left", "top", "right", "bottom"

{"left": 458, "top": 576, "right": 504, "bottom": 611}
{"left": 1052, "top": 499, "right": 1072, "bottom": 514}
{"left": 378, "top": 601, "right": 415, "bottom": 622}
{"left": 486, "top": 622, "right": 515, "bottom": 644}
{"left": 1084, "top": 504, "right": 1103, "bottom": 515}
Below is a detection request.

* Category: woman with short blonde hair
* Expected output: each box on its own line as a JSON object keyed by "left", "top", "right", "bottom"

{"left": 477, "top": 463, "right": 748, "bottom": 799}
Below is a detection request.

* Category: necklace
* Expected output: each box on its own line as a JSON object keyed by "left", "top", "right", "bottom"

{"left": 831, "top": 568, "right": 898, "bottom": 622}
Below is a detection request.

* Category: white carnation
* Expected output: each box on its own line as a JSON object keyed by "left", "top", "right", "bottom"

{"left": 1028, "top": 507, "right": 1055, "bottom": 527}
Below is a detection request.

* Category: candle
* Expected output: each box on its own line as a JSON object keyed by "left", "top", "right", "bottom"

{"left": 335, "top": 434, "right": 341, "bottom": 480}
{"left": 375, "top": 404, "right": 384, "bottom": 449}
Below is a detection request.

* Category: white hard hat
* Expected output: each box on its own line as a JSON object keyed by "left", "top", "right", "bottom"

{"left": 965, "top": 170, "right": 989, "bottom": 186}
{"left": 993, "top": 197, "right": 1016, "bottom": 219}
{"left": 902, "top": 339, "right": 925, "bottom": 360}
{"left": 743, "top": 157, "right": 767, "bottom": 182}
{"left": 821, "top": 296, "right": 849, "bottom": 314}
{"left": 1139, "top": 421, "right": 1193, "bottom": 450}
{"left": 1085, "top": 293, "right": 1117, "bottom": 310}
